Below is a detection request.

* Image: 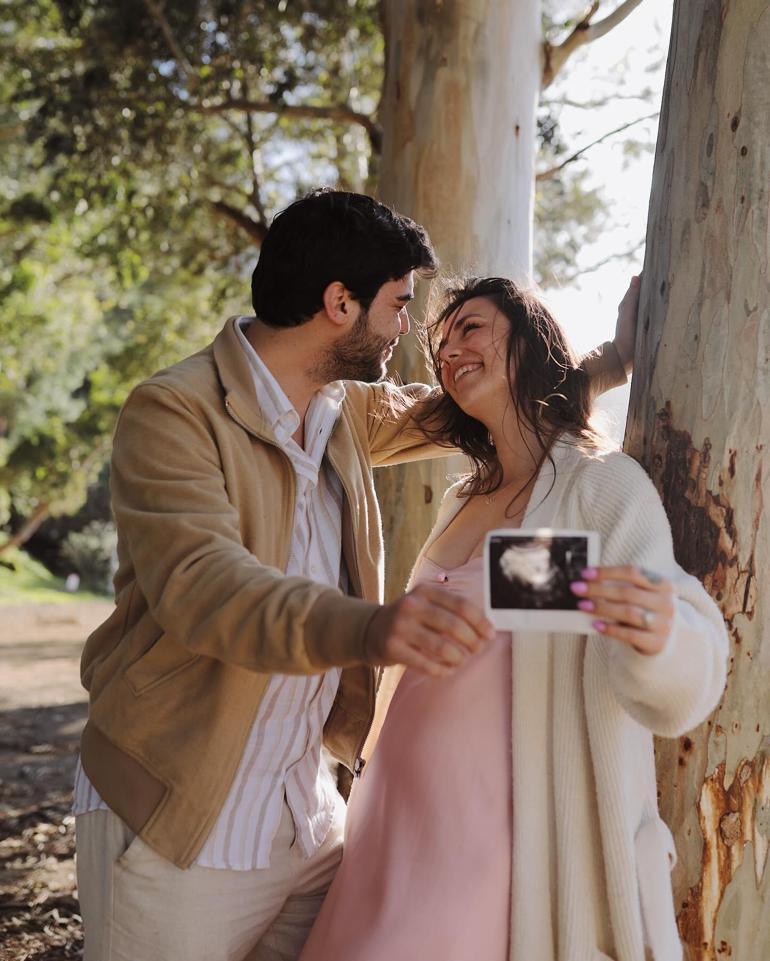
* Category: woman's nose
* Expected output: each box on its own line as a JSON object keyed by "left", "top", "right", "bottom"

{"left": 439, "top": 341, "right": 461, "bottom": 362}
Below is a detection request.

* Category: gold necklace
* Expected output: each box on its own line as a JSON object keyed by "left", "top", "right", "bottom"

{"left": 483, "top": 479, "right": 520, "bottom": 505}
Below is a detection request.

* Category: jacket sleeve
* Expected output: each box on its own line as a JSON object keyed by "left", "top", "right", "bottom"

{"left": 110, "top": 382, "right": 379, "bottom": 675}
{"left": 575, "top": 452, "right": 728, "bottom": 737}
{"left": 345, "top": 379, "right": 452, "bottom": 467}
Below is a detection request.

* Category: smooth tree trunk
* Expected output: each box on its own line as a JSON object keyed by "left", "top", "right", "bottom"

{"left": 624, "top": 2, "right": 770, "bottom": 958}
{"left": 376, "top": 0, "right": 541, "bottom": 597}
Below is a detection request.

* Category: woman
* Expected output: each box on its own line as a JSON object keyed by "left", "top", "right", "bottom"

{"left": 299, "top": 278, "right": 728, "bottom": 961}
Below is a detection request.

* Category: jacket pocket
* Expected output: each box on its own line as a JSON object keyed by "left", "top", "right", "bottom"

{"left": 634, "top": 817, "right": 683, "bottom": 961}
{"left": 123, "top": 634, "right": 199, "bottom": 695}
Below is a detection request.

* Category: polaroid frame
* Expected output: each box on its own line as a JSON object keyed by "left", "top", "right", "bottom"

{"left": 484, "top": 527, "right": 601, "bottom": 633}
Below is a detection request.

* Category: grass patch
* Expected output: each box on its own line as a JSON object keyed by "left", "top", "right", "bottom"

{"left": 0, "top": 548, "right": 108, "bottom": 605}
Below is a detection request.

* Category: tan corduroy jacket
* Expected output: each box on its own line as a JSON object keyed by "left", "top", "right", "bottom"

{"left": 79, "top": 316, "right": 625, "bottom": 868}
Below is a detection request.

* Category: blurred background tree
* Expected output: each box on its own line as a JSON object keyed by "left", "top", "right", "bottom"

{"left": 0, "top": 0, "right": 657, "bottom": 578}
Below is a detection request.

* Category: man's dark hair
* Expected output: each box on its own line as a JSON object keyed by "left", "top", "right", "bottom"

{"left": 251, "top": 189, "right": 438, "bottom": 327}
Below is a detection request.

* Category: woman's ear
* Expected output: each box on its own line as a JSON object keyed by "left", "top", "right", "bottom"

{"left": 322, "top": 281, "right": 353, "bottom": 328}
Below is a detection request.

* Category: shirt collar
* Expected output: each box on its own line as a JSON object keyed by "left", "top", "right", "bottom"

{"left": 234, "top": 317, "right": 346, "bottom": 446}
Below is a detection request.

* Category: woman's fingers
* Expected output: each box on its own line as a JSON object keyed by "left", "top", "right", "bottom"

{"left": 579, "top": 564, "right": 669, "bottom": 592}
{"left": 591, "top": 619, "right": 669, "bottom": 656}
{"left": 570, "top": 564, "right": 674, "bottom": 655}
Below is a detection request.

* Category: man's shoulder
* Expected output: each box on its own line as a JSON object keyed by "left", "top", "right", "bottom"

{"left": 145, "top": 342, "right": 218, "bottom": 392}
{"left": 130, "top": 341, "right": 221, "bottom": 412}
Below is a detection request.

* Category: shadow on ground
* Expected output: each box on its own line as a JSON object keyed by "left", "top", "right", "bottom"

{"left": 0, "top": 703, "right": 86, "bottom": 960}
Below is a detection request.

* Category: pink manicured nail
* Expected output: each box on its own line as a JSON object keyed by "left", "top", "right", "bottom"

{"left": 581, "top": 568, "right": 598, "bottom": 580}
{"left": 592, "top": 619, "right": 607, "bottom": 632}
{"left": 577, "top": 599, "right": 595, "bottom": 612}
{"left": 570, "top": 581, "right": 588, "bottom": 595}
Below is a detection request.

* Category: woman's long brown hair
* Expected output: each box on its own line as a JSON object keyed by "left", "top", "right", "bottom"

{"left": 414, "top": 276, "right": 606, "bottom": 499}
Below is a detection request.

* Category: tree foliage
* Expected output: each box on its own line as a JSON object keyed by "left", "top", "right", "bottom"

{"left": 1, "top": 0, "right": 655, "bottom": 544}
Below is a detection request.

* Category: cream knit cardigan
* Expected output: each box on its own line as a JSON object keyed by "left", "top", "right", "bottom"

{"left": 408, "top": 440, "right": 728, "bottom": 961}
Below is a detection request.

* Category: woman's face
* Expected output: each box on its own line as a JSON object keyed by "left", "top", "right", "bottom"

{"left": 437, "top": 296, "right": 512, "bottom": 422}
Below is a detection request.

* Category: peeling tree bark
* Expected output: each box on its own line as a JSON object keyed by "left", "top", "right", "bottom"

{"left": 376, "top": 0, "right": 541, "bottom": 597}
{"left": 624, "top": 2, "right": 770, "bottom": 958}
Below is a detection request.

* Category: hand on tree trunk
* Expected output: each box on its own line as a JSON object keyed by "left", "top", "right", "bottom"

{"left": 613, "top": 273, "right": 641, "bottom": 375}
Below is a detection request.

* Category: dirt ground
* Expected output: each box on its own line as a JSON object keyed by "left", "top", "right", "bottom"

{"left": 0, "top": 601, "right": 112, "bottom": 961}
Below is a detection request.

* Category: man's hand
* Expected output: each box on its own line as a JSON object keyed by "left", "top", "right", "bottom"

{"left": 613, "top": 274, "right": 641, "bottom": 374}
{"left": 364, "top": 584, "right": 496, "bottom": 678}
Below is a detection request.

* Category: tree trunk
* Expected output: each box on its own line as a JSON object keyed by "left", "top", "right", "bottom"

{"left": 624, "top": 3, "right": 770, "bottom": 958}
{"left": 376, "top": 0, "right": 541, "bottom": 597}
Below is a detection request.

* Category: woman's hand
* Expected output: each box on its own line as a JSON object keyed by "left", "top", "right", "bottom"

{"left": 613, "top": 274, "right": 641, "bottom": 375}
{"left": 570, "top": 564, "right": 675, "bottom": 655}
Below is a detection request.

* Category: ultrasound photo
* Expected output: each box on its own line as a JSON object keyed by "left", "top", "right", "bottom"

{"left": 488, "top": 534, "right": 590, "bottom": 611}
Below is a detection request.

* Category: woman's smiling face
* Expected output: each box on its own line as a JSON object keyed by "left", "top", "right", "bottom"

{"left": 437, "top": 296, "right": 512, "bottom": 421}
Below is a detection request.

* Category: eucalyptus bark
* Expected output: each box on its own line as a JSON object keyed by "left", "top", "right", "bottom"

{"left": 376, "top": 0, "right": 541, "bottom": 597}
{"left": 624, "top": 3, "right": 770, "bottom": 958}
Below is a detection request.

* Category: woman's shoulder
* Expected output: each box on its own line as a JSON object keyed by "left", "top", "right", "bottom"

{"left": 435, "top": 477, "right": 467, "bottom": 520}
{"left": 566, "top": 444, "right": 667, "bottom": 539}
{"left": 566, "top": 442, "right": 656, "bottom": 493}
{"left": 442, "top": 476, "right": 467, "bottom": 499}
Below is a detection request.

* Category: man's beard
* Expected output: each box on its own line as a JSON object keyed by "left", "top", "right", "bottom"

{"left": 313, "top": 307, "right": 394, "bottom": 383}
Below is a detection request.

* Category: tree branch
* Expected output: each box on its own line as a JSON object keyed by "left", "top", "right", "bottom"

{"left": 201, "top": 174, "right": 251, "bottom": 203}
{"left": 208, "top": 200, "right": 268, "bottom": 243}
{"left": 141, "top": 0, "right": 196, "bottom": 85}
{"left": 536, "top": 112, "right": 658, "bottom": 181}
{"left": 198, "top": 98, "right": 383, "bottom": 153}
{"left": 544, "top": 90, "right": 654, "bottom": 110}
{"left": 241, "top": 81, "right": 269, "bottom": 227}
{"left": 541, "top": 0, "right": 646, "bottom": 89}
{"left": 546, "top": 241, "right": 644, "bottom": 286}
{"left": 0, "top": 123, "right": 24, "bottom": 142}
{"left": 0, "top": 502, "right": 50, "bottom": 555}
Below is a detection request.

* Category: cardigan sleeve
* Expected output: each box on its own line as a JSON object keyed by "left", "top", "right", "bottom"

{"left": 574, "top": 451, "right": 728, "bottom": 737}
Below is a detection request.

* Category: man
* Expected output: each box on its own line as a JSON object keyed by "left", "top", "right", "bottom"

{"left": 74, "top": 189, "right": 632, "bottom": 960}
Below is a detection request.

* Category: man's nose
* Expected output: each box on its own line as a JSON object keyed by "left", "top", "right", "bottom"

{"left": 399, "top": 310, "right": 410, "bottom": 335}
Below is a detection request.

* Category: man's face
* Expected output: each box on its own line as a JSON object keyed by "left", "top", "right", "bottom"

{"left": 323, "top": 273, "right": 415, "bottom": 383}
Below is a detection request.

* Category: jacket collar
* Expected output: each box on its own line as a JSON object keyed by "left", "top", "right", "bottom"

{"left": 213, "top": 316, "right": 350, "bottom": 451}
{"left": 213, "top": 316, "right": 277, "bottom": 441}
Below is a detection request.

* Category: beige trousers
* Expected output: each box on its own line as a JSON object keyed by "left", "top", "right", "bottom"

{"left": 76, "top": 799, "right": 345, "bottom": 961}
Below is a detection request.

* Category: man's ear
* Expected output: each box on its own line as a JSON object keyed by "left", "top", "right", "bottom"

{"left": 322, "top": 281, "right": 354, "bottom": 328}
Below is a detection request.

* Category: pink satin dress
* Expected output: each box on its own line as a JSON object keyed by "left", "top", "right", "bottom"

{"left": 299, "top": 555, "right": 512, "bottom": 961}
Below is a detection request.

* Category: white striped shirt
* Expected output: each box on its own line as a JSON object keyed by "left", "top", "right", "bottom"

{"left": 73, "top": 316, "right": 348, "bottom": 870}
